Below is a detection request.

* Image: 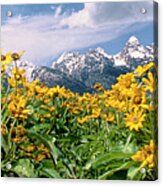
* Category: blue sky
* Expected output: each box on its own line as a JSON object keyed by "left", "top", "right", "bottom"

{"left": 1, "top": 1, "right": 155, "bottom": 65}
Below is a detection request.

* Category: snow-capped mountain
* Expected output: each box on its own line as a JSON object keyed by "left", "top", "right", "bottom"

{"left": 52, "top": 36, "right": 154, "bottom": 72}
{"left": 52, "top": 48, "right": 113, "bottom": 75}
{"left": 51, "top": 36, "right": 156, "bottom": 90}
{"left": 6, "top": 36, "right": 156, "bottom": 93}
{"left": 51, "top": 47, "right": 119, "bottom": 89}
{"left": 113, "top": 36, "right": 155, "bottom": 69}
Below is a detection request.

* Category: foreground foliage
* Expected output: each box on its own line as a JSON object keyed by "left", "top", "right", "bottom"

{"left": 1, "top": 52, "right": 158, "bottom": 180}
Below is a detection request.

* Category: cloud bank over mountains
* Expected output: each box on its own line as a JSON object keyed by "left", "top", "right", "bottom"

{"left": 1, "top": 2, "right": 153, "bottom": 65}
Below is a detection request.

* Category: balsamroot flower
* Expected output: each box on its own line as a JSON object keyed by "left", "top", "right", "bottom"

{"left": 142, "top": 71, "right": 155, "bottom": 93}
{"left": 132, "top": 140, "right": 156, "bottom": 168}
{"left": 8, "top": 94, "right": 31, "bottom": 120}
{"left": 125, "top": 109, "right": 145, "bottom": 131}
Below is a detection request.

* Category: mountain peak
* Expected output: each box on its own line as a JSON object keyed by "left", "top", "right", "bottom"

{"left": 62, "top": 51, "right": 78, "bottom": 58}
{"left": 87, "top": 47, "right": 112, "bottom": 60}
{"left": 55, "top": 51, "right": 79, "bottom": 64}
{"left": 95, "top": 47, "right": 105, "bottom": 53}
{"left": 127, "top": 36, "right": 140, "bottom": 45}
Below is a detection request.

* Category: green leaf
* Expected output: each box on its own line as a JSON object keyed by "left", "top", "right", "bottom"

{"left": 37, "top": 109, "right": 50, "bottom": 115}
{"left": 13, "top": 159, "right": 36, "bottom": 177}
{"left": 80, "top": 135, "right": 97, "bottom": 141}
{"left": 39, "top": 168, "right": 61, "bottom": 178}
{"left": 27, "top": 130, "right": 59, "bottom": 164}
{"left": 91, "top": 151, "right": 133, "bottom": 169}
{"left": 1, "top": 134, "right": 9, "bottom": 154}
{"left": 127, "top": 166, "right": 141, "bottom": 180}
{"left": 98, "top": 161, "right": 135, "bottom": 179}
{"left": 32, "top": 100, "right": 43, "bottom": 108}
{"left": 30, "top": 123, "right": 51, "bottom": 132}
{"left": 105, "top": 161, "right": 129, "bottom": 170}
{"left": 123, "top": 142, "right": 138, "bottom": 154}
{"left": 40, "top": 159, "right": 55, "bottom": 169}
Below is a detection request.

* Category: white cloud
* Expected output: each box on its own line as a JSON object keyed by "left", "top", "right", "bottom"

{"left": 50, "top": 5, "right": 63, "bottom": 17}
{"left": 61, "top": 2, "right": 153, "bottom": 28}
{"left": 54, "top": 6, "right": 62, "bottom": 17}
{"left": 1, "top": 2, "right": 153, "bottom": 65}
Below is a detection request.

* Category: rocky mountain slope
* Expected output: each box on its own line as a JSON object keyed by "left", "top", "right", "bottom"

{"left": 31, "top": 66, "right": 93, "bottom": 94}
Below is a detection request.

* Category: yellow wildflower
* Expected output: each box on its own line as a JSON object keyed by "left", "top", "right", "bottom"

{"left": 50, "top": 85, "right": 67, "bottom": 97}
{"left": 132, "top": 140, "right": 156, "bottom": 168}
{"left": 125, "top": 109, "right": 145, "bottom": 131}
{"left": 77, "top": 117, "right": 89, "bottom": 124}
{"left": 1, "top": 52, "right": 12, "bottom": 66}
{"left": 107, "top": 112, "right": 115, "bottom": 123}
{"left": 94, "top": 83, "right": 105, "bottom": 92}
{"left": 43, "top": 113, "right": 51, "bottom": 118}
{"left": 142, "top": 71, "right": 155, "bottom": 93}
{"left": 11, "top": 125, "right": 27, "bottom": 144}
{"left": 37, "top": 144, "right": 50, "bottom": 158}
{"left": 17, "top": 125, "right": 27, "bottom": 136}
{"left": 8, "top": 95, "right": 30, "bottom": 120}
{"left": 43, "top": 99, "right": 51, "bottom": 104}
{"left": 1, "top": 64, "right": 7, "bottom": 73}
{"left": 134, "top": 62, "right": 155, "bottom": 77}
{"left": 8, "top": 68, "right": 27, "bottom": 87}
{"left": 91, "top": 108, "right": 101, "bottom": 118}
{"left": 11, "top": 51, "right": 25, "bottom": 61}
{"left": 35, "top": 85, "right": 48, "bottom": 95}
{"left": 1, "top": 52, "right": 12, "bottom": 73}
{"left": 129, "top": 84, "right": 149, "bottom": 110}
{"left": 1, "top": 124, "right": 7, "bottom": 136}
{"left": 12, "top": 136, "right": 26, "bottom": 143}
{"left": 40, "top": 118, "right": 45, "bottom": 122}
{"left": 49, "top": 106, "right": 55, "bottom": 112}
{"left": 21, "top": 144, "right": 36, "bottom": 153}
{"left": 117, "top": 73, "right": 136, "bottom": 89}
{"left": 35, "top": 154, "right": 47, "bottom": 161}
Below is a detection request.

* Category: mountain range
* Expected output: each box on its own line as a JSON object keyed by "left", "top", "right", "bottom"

{"left": 7, "top": 36, "right": 157, "bottom": 94}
